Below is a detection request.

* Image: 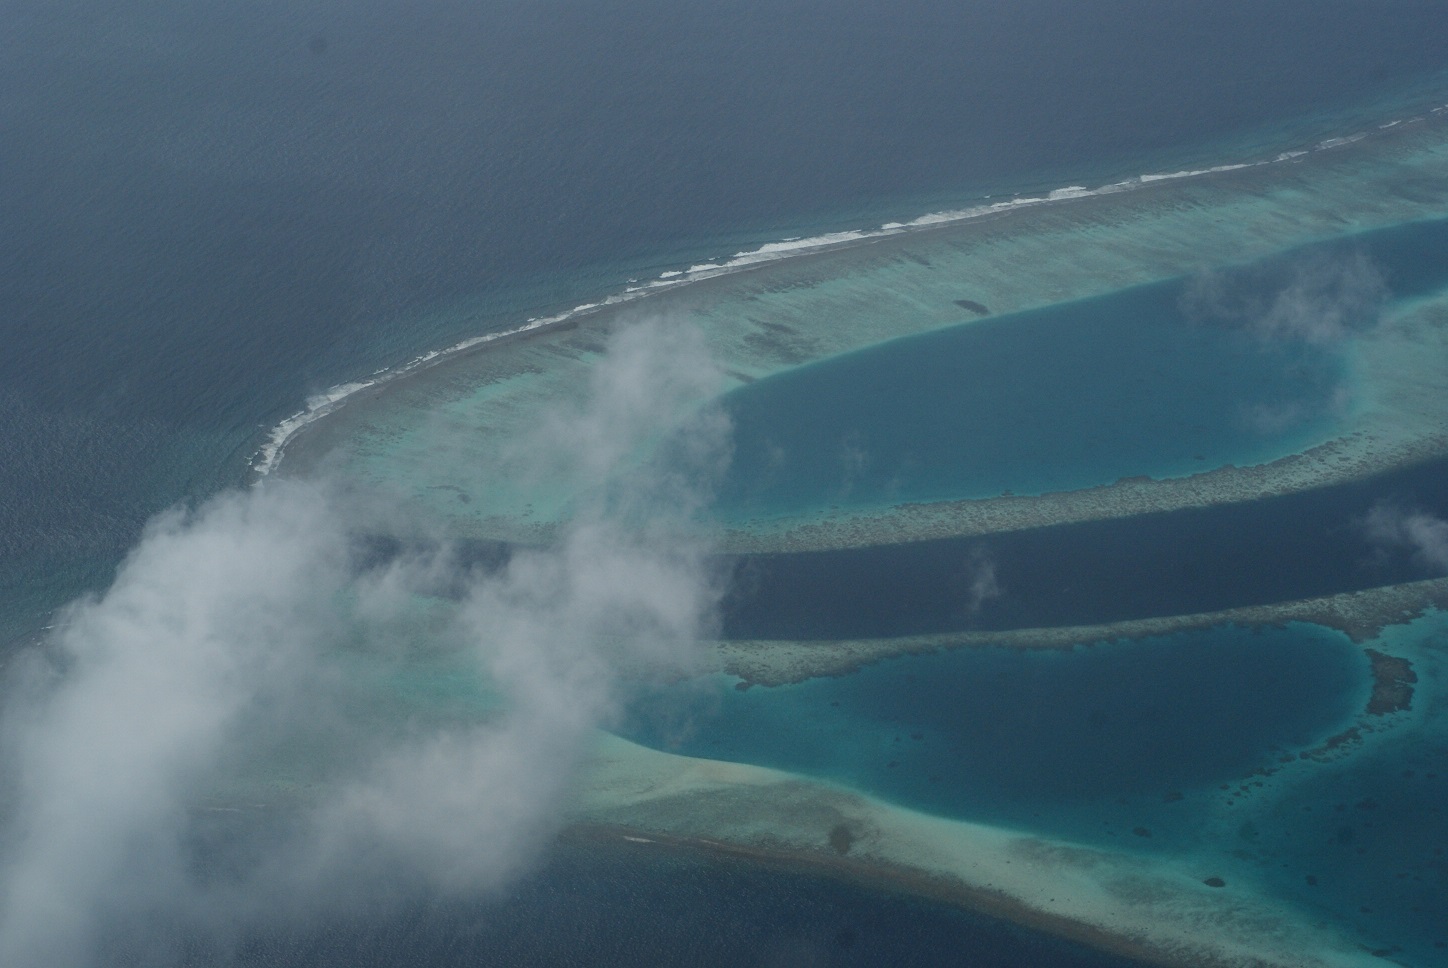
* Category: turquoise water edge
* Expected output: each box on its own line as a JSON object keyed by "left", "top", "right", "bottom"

{"left": 8, "top": 2, "right": 1448, "bottom": 966}
{"left": 620, "top": 625, "right": 1371, "bottom": 829}
{"left": 617, "top": 614, "right": 1448, "bottom": 964}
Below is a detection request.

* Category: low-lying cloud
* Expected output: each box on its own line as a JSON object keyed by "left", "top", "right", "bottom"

{"left": 1182, "top": 249, "right": 1389, "bottom": 344}
{"left": 1362, "top": 502, "right": 1448, "bottom": 574}
{"left": 0, "top": 318, "right": 728, "bottom": 967}
{"left": 960, "top": 546, "right": 1002, "bottom": 616}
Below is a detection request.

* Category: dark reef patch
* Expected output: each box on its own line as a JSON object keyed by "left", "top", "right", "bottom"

{"left": 1299, "top": 727, "right": 1363, "bottom": 763}
{"left": 1364, "top": 649, "right": 1417, "bottom": 715}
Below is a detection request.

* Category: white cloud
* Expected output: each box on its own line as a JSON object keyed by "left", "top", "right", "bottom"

{"left": 1182, "top": 249, "right": 1388, "bottom": 344}
{"left": 0, "top": 483, "right": 351, "bottom": 965}
{"left": 0, "top": 317, "right": 729, "bottom": 967}
{"left": 1362, "top": 502, "right": 1448, "bottom": 573}
{"left": 962, "top": 547, "right": 1002, "bottom": 615}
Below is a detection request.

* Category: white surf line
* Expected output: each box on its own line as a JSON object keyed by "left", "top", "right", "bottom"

{"left": 249, "top": 105, "right": 1448, "bottom": 482}
{"left": 249, "top": 307, "right": 591, "bottom": 478}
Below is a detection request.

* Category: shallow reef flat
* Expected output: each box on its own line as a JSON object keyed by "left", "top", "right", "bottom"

{"left": 712, "top": 578, "right": 1448, "bottom": 687}
{"left": 583, "top": 608, "right": 1448, "bottom": 967}
{"left": 280, "top": 116, "right": 1448, "bottom": 553}
{"left": 572, "top": 732, "right": 1396, "bottom": 968}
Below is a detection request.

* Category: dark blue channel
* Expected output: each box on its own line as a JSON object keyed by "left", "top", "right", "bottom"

{"left": 101, "top": 834, "right": 1147, "bottom": 968}
{"left": 721, "top": 456, "right": 1448, "bottom": 640}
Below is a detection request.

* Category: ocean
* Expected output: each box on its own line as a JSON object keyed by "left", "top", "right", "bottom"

{"left": 5, "top": 0, "right": 1448, "bottom": 965}
{"left": 97, "top": 834, "right": 1140, "bottom": 968}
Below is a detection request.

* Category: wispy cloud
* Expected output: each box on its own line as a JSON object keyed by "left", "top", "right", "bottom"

{"left": 0, "top": 484, "right": 352, "bottom": 966}
{"left": 1182, "top": 249, "right": 1388, "bottom": 344}
{"left": 1239, "top": 383, "right": 1353, "bottom": 436}
{"left": 1362, "top": 502, "right": 1448, "bottom": 574}
{"left": 960, "top": 546, "right": 1002, "bottom": 616}
{"left": 0, "top": 317, "right": 729, "bottom": 967}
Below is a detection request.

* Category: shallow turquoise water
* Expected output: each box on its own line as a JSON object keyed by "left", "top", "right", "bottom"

{"left": 717, "top": 280, "right": 1342, "bottom": 511}
{"left": 711, "top": 218, "right": 1448, "bottom": 519}
{"left": 618, "top": 624, "right": 1368, "bottom": 836}
{"left": 617, "top": 612, "right": 1448, "bottom": 962}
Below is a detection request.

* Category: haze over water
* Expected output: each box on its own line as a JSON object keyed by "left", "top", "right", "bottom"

{"left": 5, "top": 1, "right": 1448, "bottom": 966}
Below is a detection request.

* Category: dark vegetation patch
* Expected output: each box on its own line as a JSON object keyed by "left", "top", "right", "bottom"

{"left": 1365, "top": 649, "right": 1416, "bottom": 715}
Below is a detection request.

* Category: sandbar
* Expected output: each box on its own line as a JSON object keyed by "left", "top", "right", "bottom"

{"left": 712, "top": 577, "right": 1448, "bottom": 687}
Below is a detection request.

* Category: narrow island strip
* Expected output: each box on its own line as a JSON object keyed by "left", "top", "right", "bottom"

{"left": 572, "top": 732, "right": 1397, "bottom": 968}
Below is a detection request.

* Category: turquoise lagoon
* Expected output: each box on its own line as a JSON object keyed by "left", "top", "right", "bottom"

{"left": 712, "top": 276, "right": 1343, "bottom": 514}
{"left": 708, "top": 219, "right": 1448, "bottom": 520}
{"left": 619, "top": 625, "right": 1369, "bottom": 834}
{"left": 614, "top": 614, "right": 1448, "bottom": 965}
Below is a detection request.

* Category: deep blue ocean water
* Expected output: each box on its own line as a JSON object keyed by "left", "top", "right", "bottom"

{"left": 721, "top": 455, "right": 1448, "bottom": 640}
{"left": 103, "top": 837, "right": 1140, "bottom": 968}
{"left": 6, "top": 0, "right": 1448, "bottom": 965}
